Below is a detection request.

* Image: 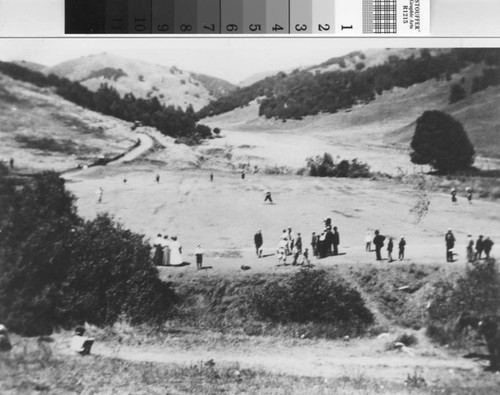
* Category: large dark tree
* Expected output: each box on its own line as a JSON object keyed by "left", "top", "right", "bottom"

{"left": 410, "top": 111, "right": 475, "bottom": 173}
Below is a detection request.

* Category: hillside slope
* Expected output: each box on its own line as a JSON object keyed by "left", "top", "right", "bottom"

{"left": 0, "top": 72, "right": 137, "bottom": 172}
{"left": 48, "top": 53, "right": 235, "bottom": 111}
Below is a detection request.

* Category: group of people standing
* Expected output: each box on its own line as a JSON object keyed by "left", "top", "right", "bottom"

{"left": 369, "top": 230, "right": 406, "bottom": 262}
{"left": 451, "top": 187, "right": 473, "bottom": 204}
{"left": 466, "top": 233, "right": 495, "bottom": 262}
{"left": 152, "top": 234, "right": 183, "bottom": 266}
{"left": 311, "top": 218, "right": 340, "bottom": 259}
{"left": 274, "top": 227, "right": 310, "bottom": 266}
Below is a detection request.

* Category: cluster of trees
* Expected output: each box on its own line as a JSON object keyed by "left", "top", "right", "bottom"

{"left": 0, "top": 168, "right": 175, "bottom": 336}
{"left": 197, "top": 48, "right": 500, "bottom": 121}
{"left": 305, "top": 153, "right": 373, "bottom": 178}
{"left": 0, "top": 61, "right": 213, "bottom": 144}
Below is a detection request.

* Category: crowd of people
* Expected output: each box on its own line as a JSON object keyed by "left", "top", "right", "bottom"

{"left": 152, "top": 234, "right": 184, "bottom": 267}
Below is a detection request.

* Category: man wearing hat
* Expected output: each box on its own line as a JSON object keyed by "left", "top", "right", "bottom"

{"left": 195, "top": 244, "right": 204, "bottom": 270}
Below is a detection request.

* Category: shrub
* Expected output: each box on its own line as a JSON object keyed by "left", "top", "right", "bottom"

{"left": 426, "top": 261, "right": 499, "bottom": 345}
{"left": 306, "top": 154, "right": 372, "bottom": 178}
{"left": 0, "top": 172, "right": 176, "bottom": 335}
{"left": 251, "top": 269, "right": 373, "bottom": 335}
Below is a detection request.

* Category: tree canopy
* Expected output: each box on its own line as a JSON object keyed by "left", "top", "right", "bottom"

{"left": 410, "top": 111, "right": 475, "bottom": 173}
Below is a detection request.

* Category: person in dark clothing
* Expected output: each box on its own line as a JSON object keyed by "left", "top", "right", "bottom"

{"left": 254, "top": 230, "right": 263, "bottom": 258}
{"left": 398, "top": 237, "right": 406, "bottom": 260}
{"left": 445, "top": 229, "right": 456, "bottom": 262}
{"left": 295, "top": 233, "right": 302, "bottom": 253}
{"left": 324, "top": 217, "right": 332, "bottom": 228}
{"left": 156, "top": 174, "right": 160, "bottom": 183}
{"left": 483, "top": 237, "right": 494, "bottom": 258}
{"left": 153, "top": 233, "right": 164, "bottom": 266}
{"left": 325, "top": 228, "right": 334, "bottom": 256}
{"left": 241, "top": 170, "right": 245, "bottom": 179}
{"left": 318, "top": 232, "right": 328, "bottom": 258}
{"left": 475, "top": 235, "right": 484, "bottom": 260}
{"left": 332, "top": 227, "right": 340, "bottom": 255}
{"left": 9, "top": 158, "right": 14, "bottom": 169}
{"left": 387, "top": 237, "right": 394, "bottom": 262}
{"left": 311, "top": 232, "right": 318, "bottom": 257}
{"left": 466, "top": 188, "right": 472, "bottom": 204}
{"left": 210, "top": 173, "right": 213, "bottom": 182}
{"left": 264, "top": 192, "right": 273, "bottom": 203}
{"left": 373, "top": 230, "right": 385, "bottom": 261}
{"left": 451, "top": 188, "right": 457, "bottom": 203}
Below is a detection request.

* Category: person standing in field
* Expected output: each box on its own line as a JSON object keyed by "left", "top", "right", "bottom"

{"left": 153, "top": 233, "right": 164, "bottom": 266}
{"left": 483, "top": 237, "right": 494, "bottom": 259}
{"left": 96, "top": 187, "right": 103, "bottom": 203}
{"left": 254, "top": 230, "right": 263, "bottom": 258}
{"left": 311, "top": 232, "right": 318, "bottom": 257}
{"left": 170, "top": 236, "right": 183, "bottom": 265}
{"left": 445, "top": 229, "right": 456, "bottom": 262}
{"left": 287, "top": 227, "right": 295, "bottom": 253}
{"left": 373, "top": 230, "right": 385, "bottom": 261}
{"left": 398, "top": 237, "right": 406, "bottom": 260}
{"left": 295, "top": 232, "right": 302, "bottom": 253}
{"left": 264, "top": 191, "right": 273, "bottom": 203}
{"left": 162, "top": 235, "right": 171, "bottom": 266}
{"left": 195, "top": 244, "right": 204, "bottom": 270}
{"left": 466, "top": 234, "right": 475, "bottom": 263}
{"left": 332, "top": 226, "right": 340, "bottom": 255}
{"left": 387, "top": 237, "right": 394, "bottom": 262}
{"left": 466, "top": 188, "right": 472, "bottom": 204}
{"left": 451, "top": 188, "right": 457, "bottom": 204}
{"left": 475, "top": 235, "right": 484, "bottom": 260}
{"left": 277, "top": 238, "right": 288, "bottom": 265}
{"left": 365, "top": 232, "right": 372, "bottom": 252}
{"left": 156, "top": 174, "right": 160, "bottom": 183}
{"left": 210, "top": 173, "right": 213, "bottom": 182}
{"left": 301, "top": 248, "right": 310, "bottom": 266}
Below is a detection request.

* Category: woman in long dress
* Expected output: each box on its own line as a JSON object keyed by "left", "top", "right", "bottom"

{"left": 153, "top": 233, "right": 164, "bottom": 266}
{"left": 170, "top": 236, "right": 183, "bottom": 265}
{"left": 162, "top": 235, "right": 171, "bottom": 266}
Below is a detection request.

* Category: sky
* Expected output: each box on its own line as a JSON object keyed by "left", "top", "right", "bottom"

{"left": 1, "top": 37, "right": 500, "bottom": 84}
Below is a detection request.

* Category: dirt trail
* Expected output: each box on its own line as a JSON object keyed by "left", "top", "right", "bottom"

{"left": 56, "top": 334, "right": 485, "bottom": 383}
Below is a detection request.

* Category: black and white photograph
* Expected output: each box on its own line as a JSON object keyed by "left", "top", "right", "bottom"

{"left": 0, "top": 37, "right": 499, "bottom": 393}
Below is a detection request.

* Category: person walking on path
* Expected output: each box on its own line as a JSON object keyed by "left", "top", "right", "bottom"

{"left": 475, "top": 235, "right": 484, "bottom": 260}
{"left": 254, "top": 230, "right": 263, "bottom": 258}
{"left": 195, "top": 244, "right": 204, "bottom": 270}
{"left": 445, "top": 229, "right": 456, "bottom": 262}
{"left": 332, "top": 227, "right": 340, "bottom": 255}
{"left": 387, "top": 237, "right": 394, "bottom": 262}
{"left": 264, "top": 192, "right": 273, "bottom": 204}
{"left": 483, "top": 237, "right": 494, "bottom": 259}
{"left": 398, "top": 237, "right": 406, "bottom": 260}
{"left": 153, "top": 233, "right": 164, "bottom": 266}
{"left": 373, "top": 230, "right": 385, "bottom": 261}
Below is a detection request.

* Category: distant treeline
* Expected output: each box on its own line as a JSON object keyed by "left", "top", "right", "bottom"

{"left": 0, "top": 61, "right": 212, "bottom": 144}
{"left": 197, "top": 48, "right": 500, "bottom": 121}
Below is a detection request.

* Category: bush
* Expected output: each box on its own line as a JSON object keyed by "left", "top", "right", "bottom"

{"left": 306, "top": 154, "right": 372, "bottom": 178}
{"left": 252, "top": 269, "right": 373, "bottom": 335}
{"left": 426, "top": 261, "right": 499, "bottom": 345}
{"left": 0, "top": 172, "right": 176, "bottom": 335}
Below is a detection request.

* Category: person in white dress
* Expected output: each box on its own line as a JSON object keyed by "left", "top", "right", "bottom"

{"left": 170, "top": 236, "right": 183, "bottom": 265}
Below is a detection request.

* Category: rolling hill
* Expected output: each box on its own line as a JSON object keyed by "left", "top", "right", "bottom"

{"left": 48, "top": 53, "right": 236, "bottom": 111}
